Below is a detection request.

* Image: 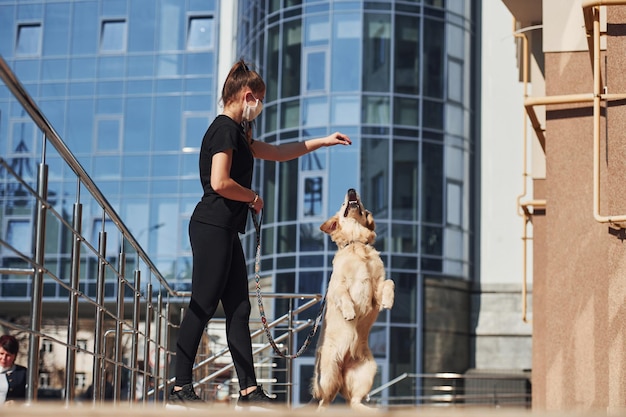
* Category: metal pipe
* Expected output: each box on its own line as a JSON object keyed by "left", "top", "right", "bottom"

{"left": 143, "top": 283, "right": 153, "bottom": 401}
{"left": 513, "top": 23, "right": 539, "bottom": 325}
{"left": 130, "top": 270, "right": 141, "bottom": 403}
{"left": 113, "top": 246, "right": 126, "bottom": 403}
{"left": 514, "top": 23, "right": 531, "bottom": 217}
{"left": 582, "top": 1, "right": 626, "bottom": 226}
{"left": 154, "top": 291, "right": 163, "bottom": 402}
{"left": 286, "top": 297, "right": 294, "bottom": 407}
{"left": 0, "top": 267, "right": 34, "bottom": 275}
{"left": 26, "top": 156, "right": 49, "bottom": 402}
{"left": 92, "top": 225, "right": 108, "bottom": 403}
{"left": 163, "top": 301, "right": 171, "bottom": 404}
{"left": 519, "top": 200, "right": 546, "bottom": 324}
{"left": 64, "top": 196, "right": 83, "bottom": 404}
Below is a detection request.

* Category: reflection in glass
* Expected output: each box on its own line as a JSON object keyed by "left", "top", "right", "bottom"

{"left": 394, "top": 96, "right": 419, "bottom": 127}
{"left": 299, "top": 223, "right": 324, "bottom": 252}
{"left": 422, "top": 226, "right": 442, "bottom": 256}
{"left": 446, "top": 181, "right": 462, "bottom": 227}
{"left": 391, "top": 223, "right": 418, "bottom": 253}
{"left": 363, "top": 14, "right": 390, "bottom": 92}
{"left": 278, "top": 224, "right": 297, "bottom": 253}
{"left": 422, "top": 142, "right": 443, "bottom": 223}
{"left": 392, "top": 141, "right": 418, "bottom": 221}
{"left": 423, "top": 18, "right": 444, "bottom": 98}
{"left": 394, "top": 15, "right": 419, "bottom": 94}
{"left": 363, "top": 96, "right": 390, "bottom": 127}
{"left": 303, "top": 97, "right": 327, "bottom": 127}
{"left": 281, "top": 100, "right": 301, "bottom": 130}
{"left": 331, "top": 95, "right": 359, "bottom": 125}
{"left": 303, "top": 176, "right": 323, "bottom": 217}
{"left": 362, "top": 136, "right": 389, "bottom": 213}
{"left": 332, "top": 14, "right": 360, "bottom": 92}
{"left": 389, "top": 326, "right": 416, "bottom": 397}
{"left": 278, "top": 160, "right": 298, "bottom": 222}
{"left": 7, "top": 219, "right": 32, "bottom": 254}
{"left": 305, "top": 15, "right": 329, "bottom": 46}
{"left": 123, "top": 155, "right": 150, "bottom": 178}
{"left": 282, "top": 20, "right": 302, "bottom": 98}
{"left": 305, "top": 50, "right": 326, "bottom": 91}
{"left": 96, "top": 118, "right": 121, "bottom": 152}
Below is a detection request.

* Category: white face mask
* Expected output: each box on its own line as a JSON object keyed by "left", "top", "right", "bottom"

{"left": 242, "top": 95, "right": 263, "bottom": 122}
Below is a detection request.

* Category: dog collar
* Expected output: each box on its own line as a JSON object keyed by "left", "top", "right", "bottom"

{"left": 340, "top": 241, "right": 369, "bottom": 249}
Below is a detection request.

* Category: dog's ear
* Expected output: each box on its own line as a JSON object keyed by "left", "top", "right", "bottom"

{"left": 320, "top": 216, "right": 339, "bottom": 235}
{"left": 365, "top": 210, "right": 376, "bottom": 232}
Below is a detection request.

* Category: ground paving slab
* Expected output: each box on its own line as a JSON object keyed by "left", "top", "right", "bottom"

{"left": 0, "top": 403, "right": 620, "bottom": 417}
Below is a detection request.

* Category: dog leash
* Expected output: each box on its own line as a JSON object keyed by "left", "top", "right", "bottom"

{"left": 250, "top": 208, "right": 326, "bottom": 358}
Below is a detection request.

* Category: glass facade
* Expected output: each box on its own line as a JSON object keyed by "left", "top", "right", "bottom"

{"left": 0, "top": 0, "right": 218, "bottom": 298}
{"left": 0, "top": 0, "right": 475, "bottom": 405}
{"left": 238, "top": 0, "right": 474, "bottom": 404}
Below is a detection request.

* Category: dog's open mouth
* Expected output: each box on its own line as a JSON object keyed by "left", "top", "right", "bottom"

{"left": 343, "top": 188, "right": 362, "bottom": 217}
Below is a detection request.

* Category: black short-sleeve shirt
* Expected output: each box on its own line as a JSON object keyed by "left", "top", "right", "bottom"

{"left": 191, "top": 115, "right": 253, "bottom": 233}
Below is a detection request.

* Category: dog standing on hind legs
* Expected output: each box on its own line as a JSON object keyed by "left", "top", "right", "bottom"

{"left": 311, "top": 188, "right": 395, "bottom": 411}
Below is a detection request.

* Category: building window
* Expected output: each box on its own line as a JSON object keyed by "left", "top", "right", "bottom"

{"left": 41, "top": 340, "right": 53, "bottom": 353}
{"left": 446, "top": 181, "right": 462, "bottom": 227}
{"left": 6, "top": 218, "right": 32, "bottom": 254}
{"left": 15, "top": 23, "right": 42, "bottom": 56}
{"left": 187, "top": 16, "right": 214, "bottom": 50}
{"left": 300, "top": 171, "right": 324, "bottom": 220}
{"left": 77, "top": 339, "right": 88, "bottom": 352}
{"left": 372, "top": 172, "right": 385, "bottom": 212}
{"left": 100, "top": 19, "right": 127, "bottom": 53}
{"left": 96, "top": 117, "right": 122, "bottom": 152}
{"left": 75, "top": 373, "right": 87, "bottom": 389}
{"left": 39, "top": 373, "right": 50, "bottom": 388}
{"left": 304, "top": 49, "right": 327, "bottom": 92}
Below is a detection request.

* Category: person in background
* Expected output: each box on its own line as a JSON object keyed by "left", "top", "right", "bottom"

{"left": 166, "top": 58, "right": 351, "bottom": 411}
{"left": 0, "top": 335, "right": 27, "bottom": 406}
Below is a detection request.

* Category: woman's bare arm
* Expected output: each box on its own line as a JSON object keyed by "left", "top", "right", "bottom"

{"left": 250, "top": 132, "right": 351, "bottom": 162}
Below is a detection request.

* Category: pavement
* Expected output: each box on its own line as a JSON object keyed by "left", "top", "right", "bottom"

{"left": 0, "top": 403, "right": 616, "bottom": 417}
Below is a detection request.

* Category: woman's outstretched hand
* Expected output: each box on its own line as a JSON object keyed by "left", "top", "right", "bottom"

{"left": 324, "top": 132, "right": 352, "bottom": 146}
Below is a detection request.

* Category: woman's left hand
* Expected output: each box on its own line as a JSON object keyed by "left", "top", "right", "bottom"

{"left": 325, "top": 132, "right": 352, "bottom": 146}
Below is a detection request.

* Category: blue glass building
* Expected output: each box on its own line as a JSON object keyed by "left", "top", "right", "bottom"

{"left": 0, "top": 0, "right": 218, "bottom": 298}
{"left": 0, "top": 0, "right": 477, "bottom": 405}
{"left": 236, "top": 0, "right": 476, "bottom": 404}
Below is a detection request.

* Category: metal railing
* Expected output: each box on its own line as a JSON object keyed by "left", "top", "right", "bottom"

{"left": 0, "top": 53, "right": 324, "bottom": 407}
{"left": 367, "top": 372, "right": 531, "bottom": 408}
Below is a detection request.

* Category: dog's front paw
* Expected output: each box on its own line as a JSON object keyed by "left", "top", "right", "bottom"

{"left": 341, "top": 303, "right": 356, "bottom": 321}
{"left": 380, "top": 280, "right": 395, "bottom": 310}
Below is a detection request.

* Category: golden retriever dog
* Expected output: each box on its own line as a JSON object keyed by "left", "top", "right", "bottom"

{"left": 311, "top": 188, "right": 395, "bottom": 411}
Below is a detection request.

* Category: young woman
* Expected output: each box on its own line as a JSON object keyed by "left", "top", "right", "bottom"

{"left": 167, "top": 59, "right": 351, "bottom": 411}
{"left": 0, "top": 335, "right": 27, "bottom": 406}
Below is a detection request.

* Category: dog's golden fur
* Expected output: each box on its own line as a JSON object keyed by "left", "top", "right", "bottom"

{"left": 311, "top": 189, "right": 395, "bottom": 411}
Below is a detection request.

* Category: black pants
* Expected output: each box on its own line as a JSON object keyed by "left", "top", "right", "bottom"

{"left": 174, "top": 219, "right": 256, "bottom": 390}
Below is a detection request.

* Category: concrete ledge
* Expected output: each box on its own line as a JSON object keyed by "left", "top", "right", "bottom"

{"left": 0, "top": 404, "right": 613, "bottom": 417}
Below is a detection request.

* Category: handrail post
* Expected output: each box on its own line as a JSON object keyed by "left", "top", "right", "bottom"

{"left": 154, "top": 291, "right": 163, "bottom": 402}
{"left": 163, "top": 301, "right": 171, "bottom": 404}
{"left": 64, "top": 193, "right": 83, "bottom": 405}
{"left": 130, "top": 269, "right": 141, "bottom": 404}
{"left": 92, "top": 223, "right": 107, "bottom": 403}
{"left": 286, "top": 297, "right": 294, "bottom": 407}
{"left": 113, "top": 240, "right": 126, "bottom": 403}
{"left": 143, "top": 283, "right": 153, "bottom": 401}
{"left": 26, "top": 151, "right": 49, "bottom": 402}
